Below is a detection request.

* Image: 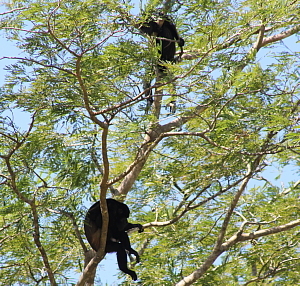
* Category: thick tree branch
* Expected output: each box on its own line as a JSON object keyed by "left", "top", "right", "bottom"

{"left": 261, "top": 24, "right": 300, "bottom": 47}
{"left": 175, "top": 130, "right": 279, "bottom": 286}
{"left": 76, "top": 252, "right": 104, "bottom": 286}
{"left": 228, "top": 219, "right": 300, "bottom": 246}
{"left": 91, "top": 134, "right": 118, "bottom": 195}
{"left": 77, "top": 127, "right": 110, "bottom": 285}
{"left": 175, "top": 215, "right": 299, "bottom": 286}
{"left": 116, "top": 104, "right": 208, "bottom": 195}
{"left": 98, "top": 127, "right": 110, "bottom": 254}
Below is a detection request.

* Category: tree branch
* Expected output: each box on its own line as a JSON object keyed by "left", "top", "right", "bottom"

{"left": 0, "top": 7, "right": 27, "bottom": 15}
{"left": 261, "top": 24, "right": 300, "bottom": 47}
{"left": 31, "top": 202, "right": 58, "bottom": 286}
{"left": 0, "top": 56, "right": 75, "bottom": 76}
{"left": 0, "top": 112, "right": 58, "bottom": 285}
{"left": 116, "top": 104, "right": 208, "bottom": 196}
{"left": 77, "top": 127, "right": 110, "bottom": 285}
{"left": 175, "top": 130, "right": 279, "bottom": 286}
{"left": 46, "top": 208, "right": 87, "bottom": 253}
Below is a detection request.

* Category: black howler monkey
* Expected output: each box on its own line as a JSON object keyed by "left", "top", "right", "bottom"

{"left": 84, "top": 199, "right": 144, "bottom": 281}
{"left": 140, "top": 12, "right": 184, "bottom": 112}
{"left": 140, "top": 12, "right": 185, "bottom": 72}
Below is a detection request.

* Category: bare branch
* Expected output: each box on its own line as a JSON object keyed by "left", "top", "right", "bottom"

{"left": 222, "top": 219, "right": 300, "bottom": 259}
{"left": 252, "top": 24, "right": 266, "bottom": 52}
{"left": 236, "top": 219, "right": 300, "bottom": 243}
{"left": 0, "top": 7, "right": 27, "bottom": 16}
{"left": 91, "top": 135, "right": 118, "bottom": 195}
{"left": 213, "top": 162, "right": 255, "bottom": 250}
{"left": 261, "top": 24, "right": 300, "bottom": 47}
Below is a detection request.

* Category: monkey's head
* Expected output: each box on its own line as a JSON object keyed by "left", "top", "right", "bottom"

{"left": 107, "top": 199, "right": 130, "bottom": 231}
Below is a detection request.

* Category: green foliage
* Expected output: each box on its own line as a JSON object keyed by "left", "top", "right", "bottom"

{"left": 0, "top": 0, "right": 299, "bottom": 285}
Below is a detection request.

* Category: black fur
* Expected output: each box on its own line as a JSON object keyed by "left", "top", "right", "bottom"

{"left": 140, "top": 13, "right": 185, "bottom": 70}
{"left": 84, "top": 199, "right": 143, "bottom": 280}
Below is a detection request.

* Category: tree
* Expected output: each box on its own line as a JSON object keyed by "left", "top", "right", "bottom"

{"left": 0, "top": 0, "right": 299, "bottom": 285}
